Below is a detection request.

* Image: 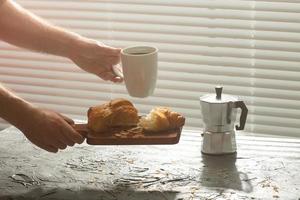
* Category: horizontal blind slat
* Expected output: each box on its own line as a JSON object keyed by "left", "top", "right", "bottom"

{"left": 23, "top": 7, "right": 300, "bottom": 24}
{"left": 18, "top": 0, "right": 254, "bottom": 11}
{"left": 21, "top": 0, "right": 300, "bottom": 13}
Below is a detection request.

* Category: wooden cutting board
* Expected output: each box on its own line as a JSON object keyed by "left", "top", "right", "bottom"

{"left": 73, "top": 124, "right": 182, "bottom": 145}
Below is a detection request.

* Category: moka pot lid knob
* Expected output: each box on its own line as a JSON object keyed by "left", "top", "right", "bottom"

{"left": 199, "top": 86, "right": 238, "bottom": 104}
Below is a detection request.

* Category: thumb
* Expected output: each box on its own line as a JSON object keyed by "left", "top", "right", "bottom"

{"left": 98, "top": 43, "right": 121, "bottom": 56}
{"left": 105, "top": 47, "right": 121, "bottom": 56}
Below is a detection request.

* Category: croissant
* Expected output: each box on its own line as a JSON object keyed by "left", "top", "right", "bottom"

{"left": 138, "top": 107, "right": 185, "bottom": 132}
{"left": 87, "top": 98, "right": 139, "bottom": 133}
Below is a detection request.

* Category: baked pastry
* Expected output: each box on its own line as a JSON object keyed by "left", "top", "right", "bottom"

{"left": 138, "top": 107, "right": 185, "bottom": 132}
{"left": 87, "top": 98, "right": 139, "bottom": 132}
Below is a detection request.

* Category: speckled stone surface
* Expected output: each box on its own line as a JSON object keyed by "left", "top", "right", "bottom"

{"left": 0, "top": 126, "right": 299, "bottom": 200}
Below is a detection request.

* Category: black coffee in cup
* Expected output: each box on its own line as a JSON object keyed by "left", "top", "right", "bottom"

{"left": 129, "top": 52, "right": 149, "bottom": 55}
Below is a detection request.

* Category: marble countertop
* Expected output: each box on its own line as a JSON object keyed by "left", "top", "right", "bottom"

{"left": 0, "top": 126, "right": 299, "bottom": 200}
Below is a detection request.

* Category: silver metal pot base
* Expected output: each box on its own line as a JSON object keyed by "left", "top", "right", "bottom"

{"left": 201, "top": 151, "right": 237, "bottom": 156}
{"left": 201, "top": 131, "right": 237, "bottom": 155}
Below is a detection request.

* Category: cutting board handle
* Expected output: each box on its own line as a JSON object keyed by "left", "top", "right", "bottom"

{"left": 73, "top": 123, "right": 89, "bottom": 137}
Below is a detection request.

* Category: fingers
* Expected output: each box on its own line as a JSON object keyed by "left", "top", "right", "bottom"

{"left": 108, "top": 55, "right": 121, "bottom": 66}
{"left": 25, "top": 109, "right": 85, "bottom": 153}
{"left": 55, "top": 141, "right": 68, "bottom": 150}
{"left": 39, "top": 139, "right": 68, "bottom": 153}
{"left": 112, "top": 64, "right": 123, "bottom": 78}
{"left": 60, "top": 120, "right": 85, "bottom": 145}
{"left": 56, "top": 112, "right": 74, "bottom": 125}
{"left": 112, "top": 76, "right": 123, "bottom": 83}
{"left": 106, "top": 47, "right": 121, "bottom": 56}
{"left": 53, "top": 112, "right": 84, "bottom": 145}
{"left": 81, "top": 41, "right": 122, "bottom": 82}
{"left": 39, "top": 137, "right": 73, "bottom": 153}
{"left": 57, "top": 129, "right": 75, "bottom": 146}
{"left": 38, "top": 143, "right": 58, "bottom": 153}
{"left": 97, "top": 42, "right": 121, "bottom": 56}
{"left": 40, "top": 142, "right": 66, "bottom": 153}
{"left": 45, "top": 147, "right": 58, "bottom": 153}
{"left": 98, "top": 67, "right": 123, "bottom": 83}
{"left": 99, "top": 71, "right": 119, "bottom": 82}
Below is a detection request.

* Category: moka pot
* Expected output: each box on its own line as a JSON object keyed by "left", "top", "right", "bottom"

{"left": 200, "top": 86, "right": 248, "bottom": 155}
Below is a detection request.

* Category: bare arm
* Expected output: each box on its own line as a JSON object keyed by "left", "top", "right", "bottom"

{"left": 0, "top": 84, "right": 33, "bottom": 129}
{"left": 0, "top": 0, "right": 80, "bottom": 57}
{"left": 0, "top": 0, "right": 122, "bottom": 82}
{"left": 0, "top": 84, "right": 84, "bottom": 153}
{"left": 0, "top": 0, "right": 123, "bottom": 152}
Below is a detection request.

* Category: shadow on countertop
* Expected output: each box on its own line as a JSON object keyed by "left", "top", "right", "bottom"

{"left": 0, "top": 186, "right": 179, "bottom": 200}
{"left": 200, "top": 153, "right": 253, "bottom": 193}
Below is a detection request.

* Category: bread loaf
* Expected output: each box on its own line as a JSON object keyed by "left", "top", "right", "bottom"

{"left": 87, "top": 98, "right": 139, "bottom": 133}
{"left": 138, "top": 107, "right": 185, "bottom": 132}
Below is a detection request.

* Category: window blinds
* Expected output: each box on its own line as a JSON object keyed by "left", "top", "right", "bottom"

{"left": 0, "top": 0, "right": 299, "bottom": 137}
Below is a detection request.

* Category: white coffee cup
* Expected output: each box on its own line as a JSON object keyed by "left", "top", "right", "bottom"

{"left": 114, "top": 46, "right": 158, "bottom": 98}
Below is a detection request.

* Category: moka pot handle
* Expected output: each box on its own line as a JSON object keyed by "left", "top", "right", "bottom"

{"left": 234, "top": 101, "right": 248, "bottom": 130}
